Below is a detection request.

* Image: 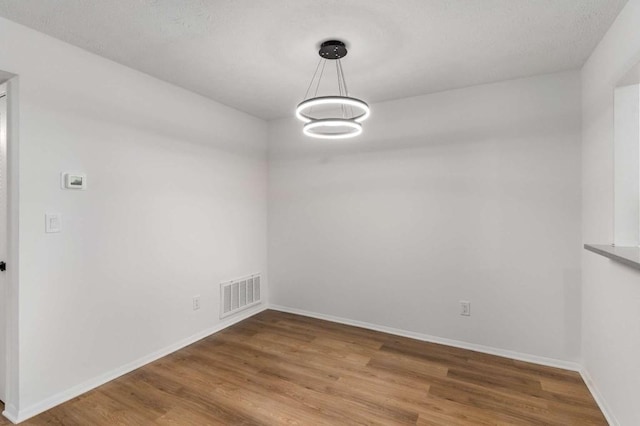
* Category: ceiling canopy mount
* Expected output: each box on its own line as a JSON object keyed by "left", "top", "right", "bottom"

{"left": 318, "top": 40, "right": 348, "bottom": 60}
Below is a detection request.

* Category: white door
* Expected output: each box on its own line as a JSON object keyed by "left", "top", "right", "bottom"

{"left": 0, "top": 90, "right": 7, "bottom": 402}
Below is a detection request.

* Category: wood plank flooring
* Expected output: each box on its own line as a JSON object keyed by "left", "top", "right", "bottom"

{"left": 1, "top": 310, "right": 606, "bottom": 425}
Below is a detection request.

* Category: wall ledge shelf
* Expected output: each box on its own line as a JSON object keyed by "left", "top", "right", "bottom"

{"left": 584, "top": 244, "right": 640, "bottom": 270}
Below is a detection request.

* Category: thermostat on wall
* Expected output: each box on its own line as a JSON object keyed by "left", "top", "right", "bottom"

{"left": 61, "top": 172, "right": 87, "bottom": 190}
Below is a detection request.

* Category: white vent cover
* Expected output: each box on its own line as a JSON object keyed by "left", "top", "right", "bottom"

{"left": 220, "top": 274, "right": 261, "bottom": 318}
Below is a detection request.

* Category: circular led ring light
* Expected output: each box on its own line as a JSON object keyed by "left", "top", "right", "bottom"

{"left": 296, "top": 96, "right": 370, "bottom": 123}
{"left": 303, "top": 119, "right": 362, "bottom": 139}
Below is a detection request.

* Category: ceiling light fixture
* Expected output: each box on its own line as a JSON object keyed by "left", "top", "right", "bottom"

{"left": 296, "top": 40, "right": 369, "bottom": 139}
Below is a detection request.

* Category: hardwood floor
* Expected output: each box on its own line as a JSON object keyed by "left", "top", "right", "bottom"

{"left": 1, "top": 310, "right": 606, "bottom": 425}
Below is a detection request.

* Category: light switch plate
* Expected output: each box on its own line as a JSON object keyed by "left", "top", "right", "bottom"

{"left": 45, "top": 213, "right": 61, "bottom": 233}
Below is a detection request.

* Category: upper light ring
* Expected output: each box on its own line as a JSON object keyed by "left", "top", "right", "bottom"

{"left": 296, "top": 96, "right": 370, "bottom": 123}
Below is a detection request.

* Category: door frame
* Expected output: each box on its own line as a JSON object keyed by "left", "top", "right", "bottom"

{"left": 0, "top": 76, "right": 20, "bottom": 420}
{"left": 0, "top": 84, "right": 6, "bottom": 404}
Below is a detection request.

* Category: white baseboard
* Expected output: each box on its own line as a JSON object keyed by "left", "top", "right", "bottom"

{"left": 5, "top": 304, "right": 616, "bottom": 425}
{"left": 270, "top": 305, "right": 622, "bottom": 424}
{"left": 269, "top": 304, "right": 581, "bottom": 372}
{"left": 579, "top": 368, "right": 618, "bottom": 426}
{"left": 2, "top": 403, "right": 19, "bottom": 424}
{"left": 3, "top": 304, "right": 268, "bottom": 424}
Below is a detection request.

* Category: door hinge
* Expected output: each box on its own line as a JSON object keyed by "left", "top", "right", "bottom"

{"left": 0, "top": 262, "right": 6, "bottom": 272}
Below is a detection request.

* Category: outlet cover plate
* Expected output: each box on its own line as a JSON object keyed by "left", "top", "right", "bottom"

{"left": 460, "top": 301, "right": 471, "bottom": 316}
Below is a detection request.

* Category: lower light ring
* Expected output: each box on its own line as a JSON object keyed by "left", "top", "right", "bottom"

{"left": 303, "top": 119, "right": 363, "bottom": 139}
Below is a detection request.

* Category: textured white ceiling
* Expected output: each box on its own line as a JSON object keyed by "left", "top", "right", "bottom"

{"left": 0, "top": 0, "right": 628, "bottom": 119}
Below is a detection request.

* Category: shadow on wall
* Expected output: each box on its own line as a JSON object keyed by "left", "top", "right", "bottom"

{"left": 270, "top": 72, "right": 580, "bottom": 162}
{"left": 26, "top": 72, "right": 266, "bottom": 158}
{"left": 271, "top": 111, "right": 577, "bottom": 164}
{"left": 0, "top": 70, "right": 15, "bottom": 83}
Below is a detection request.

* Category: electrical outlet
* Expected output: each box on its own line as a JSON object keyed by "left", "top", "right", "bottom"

{"left": 193, "top": 296, "right": 201, "bottom": 311}
{"left": 460, "top": 301, "right": 471, "bottom": 316}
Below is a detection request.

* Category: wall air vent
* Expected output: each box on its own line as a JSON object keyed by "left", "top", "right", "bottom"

{"left": 220, "top": 273, "right": 261, "bottom": 318}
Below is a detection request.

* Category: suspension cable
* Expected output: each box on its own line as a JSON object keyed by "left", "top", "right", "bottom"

{"left": 303, "top": 58, "right": 323, "bottom": 100}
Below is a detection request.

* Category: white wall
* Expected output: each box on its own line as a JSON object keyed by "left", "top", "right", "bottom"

{"left": 0, "top": 17, "right": 268, "bottom": 420}
{"left": 269, "top": 71, "right": 582, "bottom": 363}
{"left": 581, "top": 1, "right": 640, "bottom": 424}
{"left": 613, "top": 84, "right": 640, "bottom": 247}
